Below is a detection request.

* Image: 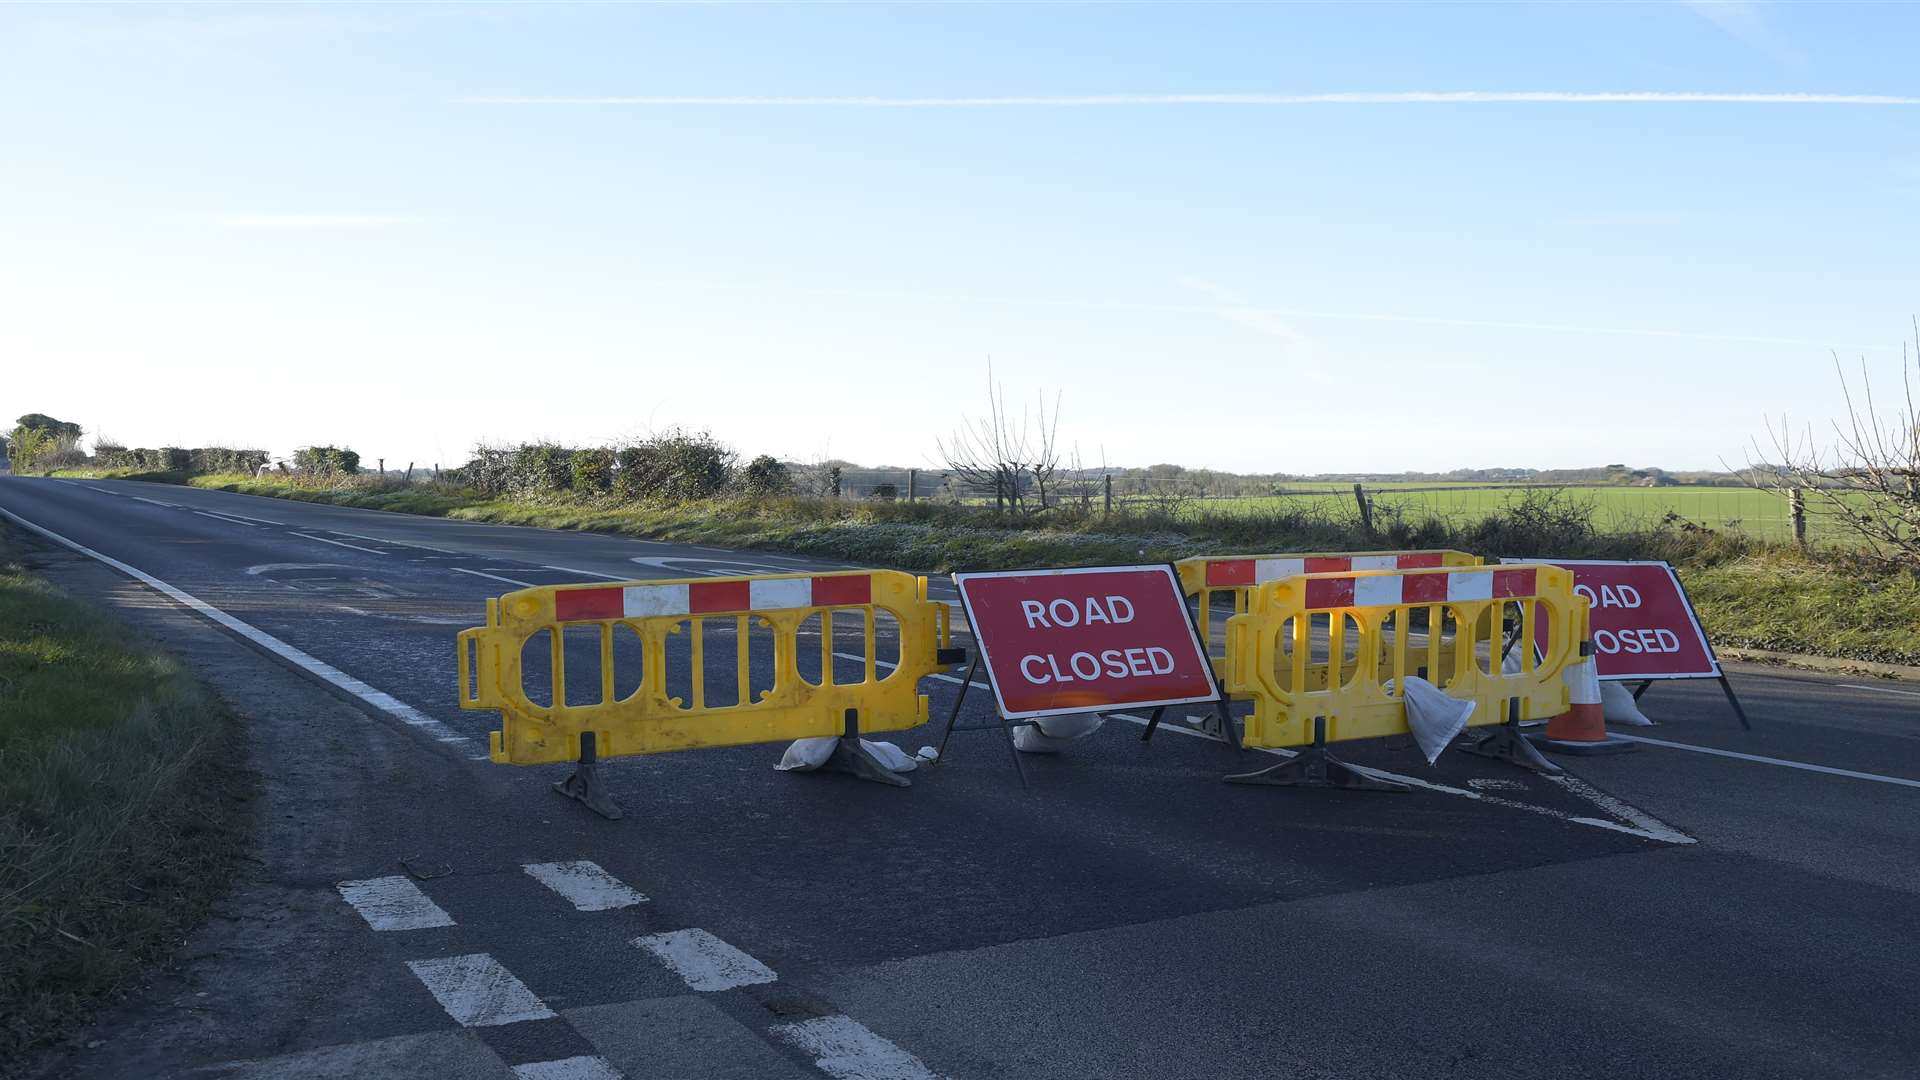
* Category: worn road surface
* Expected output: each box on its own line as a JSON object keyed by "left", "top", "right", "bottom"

{"left": 3, "top": 476, "right": 1915, "bottom": 1080}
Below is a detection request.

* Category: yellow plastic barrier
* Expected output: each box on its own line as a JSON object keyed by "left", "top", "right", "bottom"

{"left": 459, "top": 569, "right": 956, "bottom": 768}
{"left": 1223, "top": 563, "right": 1581, "bottom": 753}
{"left": 1175, "top": 550, "right": 1482, "bottom": 680}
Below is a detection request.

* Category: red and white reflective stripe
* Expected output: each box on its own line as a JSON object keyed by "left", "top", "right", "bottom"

{"left": 1565, "top": 653, "right": 1602, "bottom": 705}
{"left": 1205, "top": 552, "right": 1447, "bottom": 587}
{"left": 1301, "top": 568, "right": 1539, "bottom": 609}
{"left": 553, "top": 575, "right": 872, "bottom": 621}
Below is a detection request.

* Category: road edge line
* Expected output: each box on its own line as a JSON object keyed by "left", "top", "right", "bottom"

{"left": 0, "top": 503, "right": 481, "bottom": 755}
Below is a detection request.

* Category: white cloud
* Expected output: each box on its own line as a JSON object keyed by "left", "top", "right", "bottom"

{"left": 454, "top": 91, "right": 1919, "bottom": 107}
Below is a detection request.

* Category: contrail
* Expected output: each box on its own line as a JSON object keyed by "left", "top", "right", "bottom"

{"left": 454, "top": 91, "right": 1920, "bottom": 107}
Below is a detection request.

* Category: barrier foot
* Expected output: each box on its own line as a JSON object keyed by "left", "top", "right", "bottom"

{"left": 1224, "top": 719, "right": 1408, "bottom": 792}
{"left": 822, "top": 709, "right": 912, "bottom": 788}
{"left": 1461, "top": 702, "right": 1565, "bottom": 775}
{"left": 553, "top": 732, "right": 624, "bottom": 820}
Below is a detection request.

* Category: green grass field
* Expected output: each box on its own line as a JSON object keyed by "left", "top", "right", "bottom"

{"left": 1170, "top": 485, "right": 1840, "bottom": 545}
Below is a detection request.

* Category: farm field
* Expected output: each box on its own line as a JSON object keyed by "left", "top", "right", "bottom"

{"left": 1176, "top": 484, "right": 1824, "bottom": 544}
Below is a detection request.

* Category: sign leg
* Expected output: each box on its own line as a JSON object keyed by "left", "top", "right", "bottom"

{"left": 1001, "top": 718, "right": 1030, "bottom": 790}
{"left": 1140, "top": 705, "right": 1166, "bottom": 742}
{"left": 1632, "top": 680, "right": 1653, "bottom": 701}
{"left": 935, "top": 656, "right": 981, "bottom": 762}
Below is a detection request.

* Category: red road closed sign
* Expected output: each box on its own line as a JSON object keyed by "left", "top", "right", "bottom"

{"left": 1507, "top": 559, "right": 1720, "bottom": 680}
{"left": 954, "top": 565, "right": 1220, "bottom": 719}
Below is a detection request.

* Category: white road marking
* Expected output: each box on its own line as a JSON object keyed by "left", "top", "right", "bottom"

{"left": 85, "top": 485, "right": 118, "bottom": 495}
{"left": 632, "top": 928, "right": 777, "bottom": 992}
{"left": 1546, "top": 773, "right": 1696, "bottom": 844}
{"left": 130, "top": 495, "right": 181, "bottom": 508}
{"left": 1613, "top": 733, "right": 1920, "bottom": 789}
{"left": 406, "top": 953, "right": 556, "bottom": 1027}
{"left": 543, "top": 565, "right": 633, "bottom": 581}
{"left": 194, "top": 510, "right": 260, "bottom": 527}
{"left": 1097, "top": 711, "right": 1694, "bottom": 844}
{"left": 523, "top": 861, "right": 648, "bottom": 910}
{"left": 290, "top": 532, "right": 387, "bottom": 555}
{"left": 336, "top": 875, "right": 456, "bottom": 930}
{"left": 512, "top": 1057, "right": 623, "bottom": 1080}
{"left": 1839, "top": 682, "right": 1920, "bottom": 699}
{"left": 452, "top": 566, "right": 537, "bottom": 587}
{"left": 199, "top": 508, "right": 285, "bottom": 526}
{"left": 770, "top": 1015, "right": 942, "bottom": 1080}
{"left": 0, "top": 506, "right": 478, "bottom": 750}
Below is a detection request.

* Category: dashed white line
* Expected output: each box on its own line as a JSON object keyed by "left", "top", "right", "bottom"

{"left": 129, "top": 495, "right": 181, "bottom": 508}
{"left": 543, "top": 565, "right": 633, "bottom": 581}
{"left": 632, "top": 929, "right": 777, "bottom": 992}
{"left": 0, "top": 506, "right": 479, "bottom": 751}
{"left": 452, "top": 566, "right": 537, "bottom": 588}
{"left": 770, "top": 1015, "right": 943, "bottom": 1080}
{"left": 1612, "top": 733, "right": 1920, "bottom": 789}
{"left": 197, "top": 508, "right": 284, "bottom": 526}
{"left": 512, "top": 1057, "right": 623, "bottom": 1080}
{"left": 85, "top": 485, "right": 118, "bottom": 495}
{"left": 1839, "top": 682, "right": 1920, "bottom": 699}
{"left": 523, "top": 861, "right": 648, "bottom": 911}
{"left": 336, "top": 876, "right": 456, "bottom": 931}
{"left": 194, "top": 510, "right": 260, "bottom": 527}
{"left": 406, "top": 953, "right": 556, "bottom": 1027}
{"left": 290, "top": 532, "right": 387, "bottom": 555}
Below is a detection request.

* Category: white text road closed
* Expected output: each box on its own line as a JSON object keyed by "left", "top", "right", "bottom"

{"left": 1508, "top": 559, "right": 1722, "bottom": 680}
{"left": 955, "top": 565, "right": 1220, "bottom": 719}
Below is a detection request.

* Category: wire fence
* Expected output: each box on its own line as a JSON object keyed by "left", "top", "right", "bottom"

{"left": 785, "top": 467, "right": 1830, "bottom": 546}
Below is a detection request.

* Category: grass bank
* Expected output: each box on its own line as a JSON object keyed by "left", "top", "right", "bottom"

{"left": 75, "top": 470, "right": 1920, "bottom": 669}
{"left": 0, "top": 529, "right": 253, "bottom": 1074}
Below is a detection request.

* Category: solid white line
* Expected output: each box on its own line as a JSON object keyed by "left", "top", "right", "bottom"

{"left": 770, "top": 1015, "right": 941, "bottom": 1080}
{"left": 336, "top": 876, "right": 456, "bottom": 931}
{"left": 523, "top": 861, "right": 648, "bottom": 911}
{"left": 511, "top": 1057, "right": 623, "bottom": 1080}
{"left": 632, "top": 928, "right": 777, "bottom": 992}
{"left": 1839, "top": 683, "right": 1920, "bottom": 699}
{"left": 290, "top": 532, "right": 387, "bottom": 555}
{"left": 194, "top": 510, "right": 259, "bottom": 527}
{"left": 452, "top": 566, "right": 536, "bottom": 588}
{"left": 406, "top": 953, "right": 556, "bottom": 1027}
{"left": 1613, "top": 733, "right": 1920, "bottom": 789}
{"left": 0, "top": 505, "right": 477, "bottom": 749}
{"left": 543, "top": 565, "right": 632, "bottom": 581}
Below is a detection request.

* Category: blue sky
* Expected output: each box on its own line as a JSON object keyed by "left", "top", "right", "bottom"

{"left": 3, "top": 1, "right": 1916, "bottom": 473}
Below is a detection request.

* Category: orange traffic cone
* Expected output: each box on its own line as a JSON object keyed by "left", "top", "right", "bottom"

{"left": 1527, "top": 643, "right": 1637, "bottom": 756}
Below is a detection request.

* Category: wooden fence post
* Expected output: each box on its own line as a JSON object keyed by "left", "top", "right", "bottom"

{"left": 1788, "top": 487, "right": 1807, "bottom": 547}
{"left": 907, "top": 468, "right": 917, "bottom": 502}
{"left": 1103, "top": 474, "right": 1113, "bottom": 516}
{"left": 1353, "top": 483, "right": 1374, "bottom": 534}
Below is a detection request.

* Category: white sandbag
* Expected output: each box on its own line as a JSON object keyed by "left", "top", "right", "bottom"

{"left": 775, "top": 736, "right": 838, "bottom": 771}
{"left": 860, "top": 740, "right": 920, "bottom": 771}
{"left": 774, "top": 737, "right": 920, "bottom": 772}
{"left": 1011, "top": 712, "right": 1106, "bottom": 754}
{"left": 1600, "top": 680, "right": 1654, "bottom": 726}
{"left": 1391, "top": 676, "right": 1476, "bottom": 765}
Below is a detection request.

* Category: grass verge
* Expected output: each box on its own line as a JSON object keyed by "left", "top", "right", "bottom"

{"left": 83, "top": 470, "right": 1920, "bottom": 669}
{"left": 0, "top": 528, "right": 254, "bottom": 1074}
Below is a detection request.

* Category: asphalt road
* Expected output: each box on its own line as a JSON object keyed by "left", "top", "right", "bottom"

{"left": 4, "top": 475, "right": 1916, "bottom": 1080}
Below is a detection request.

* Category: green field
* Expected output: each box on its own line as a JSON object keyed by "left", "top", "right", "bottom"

{"left": 1164, "top": 484, "right": 1839, "bottom": 545}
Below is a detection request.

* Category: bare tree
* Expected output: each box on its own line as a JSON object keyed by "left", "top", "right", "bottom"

{"left": 935, "top": 363, "right": 1065, "bottom": 515}
{"left": 1747, "top": 319, "right": 1920, "bottom": 564}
